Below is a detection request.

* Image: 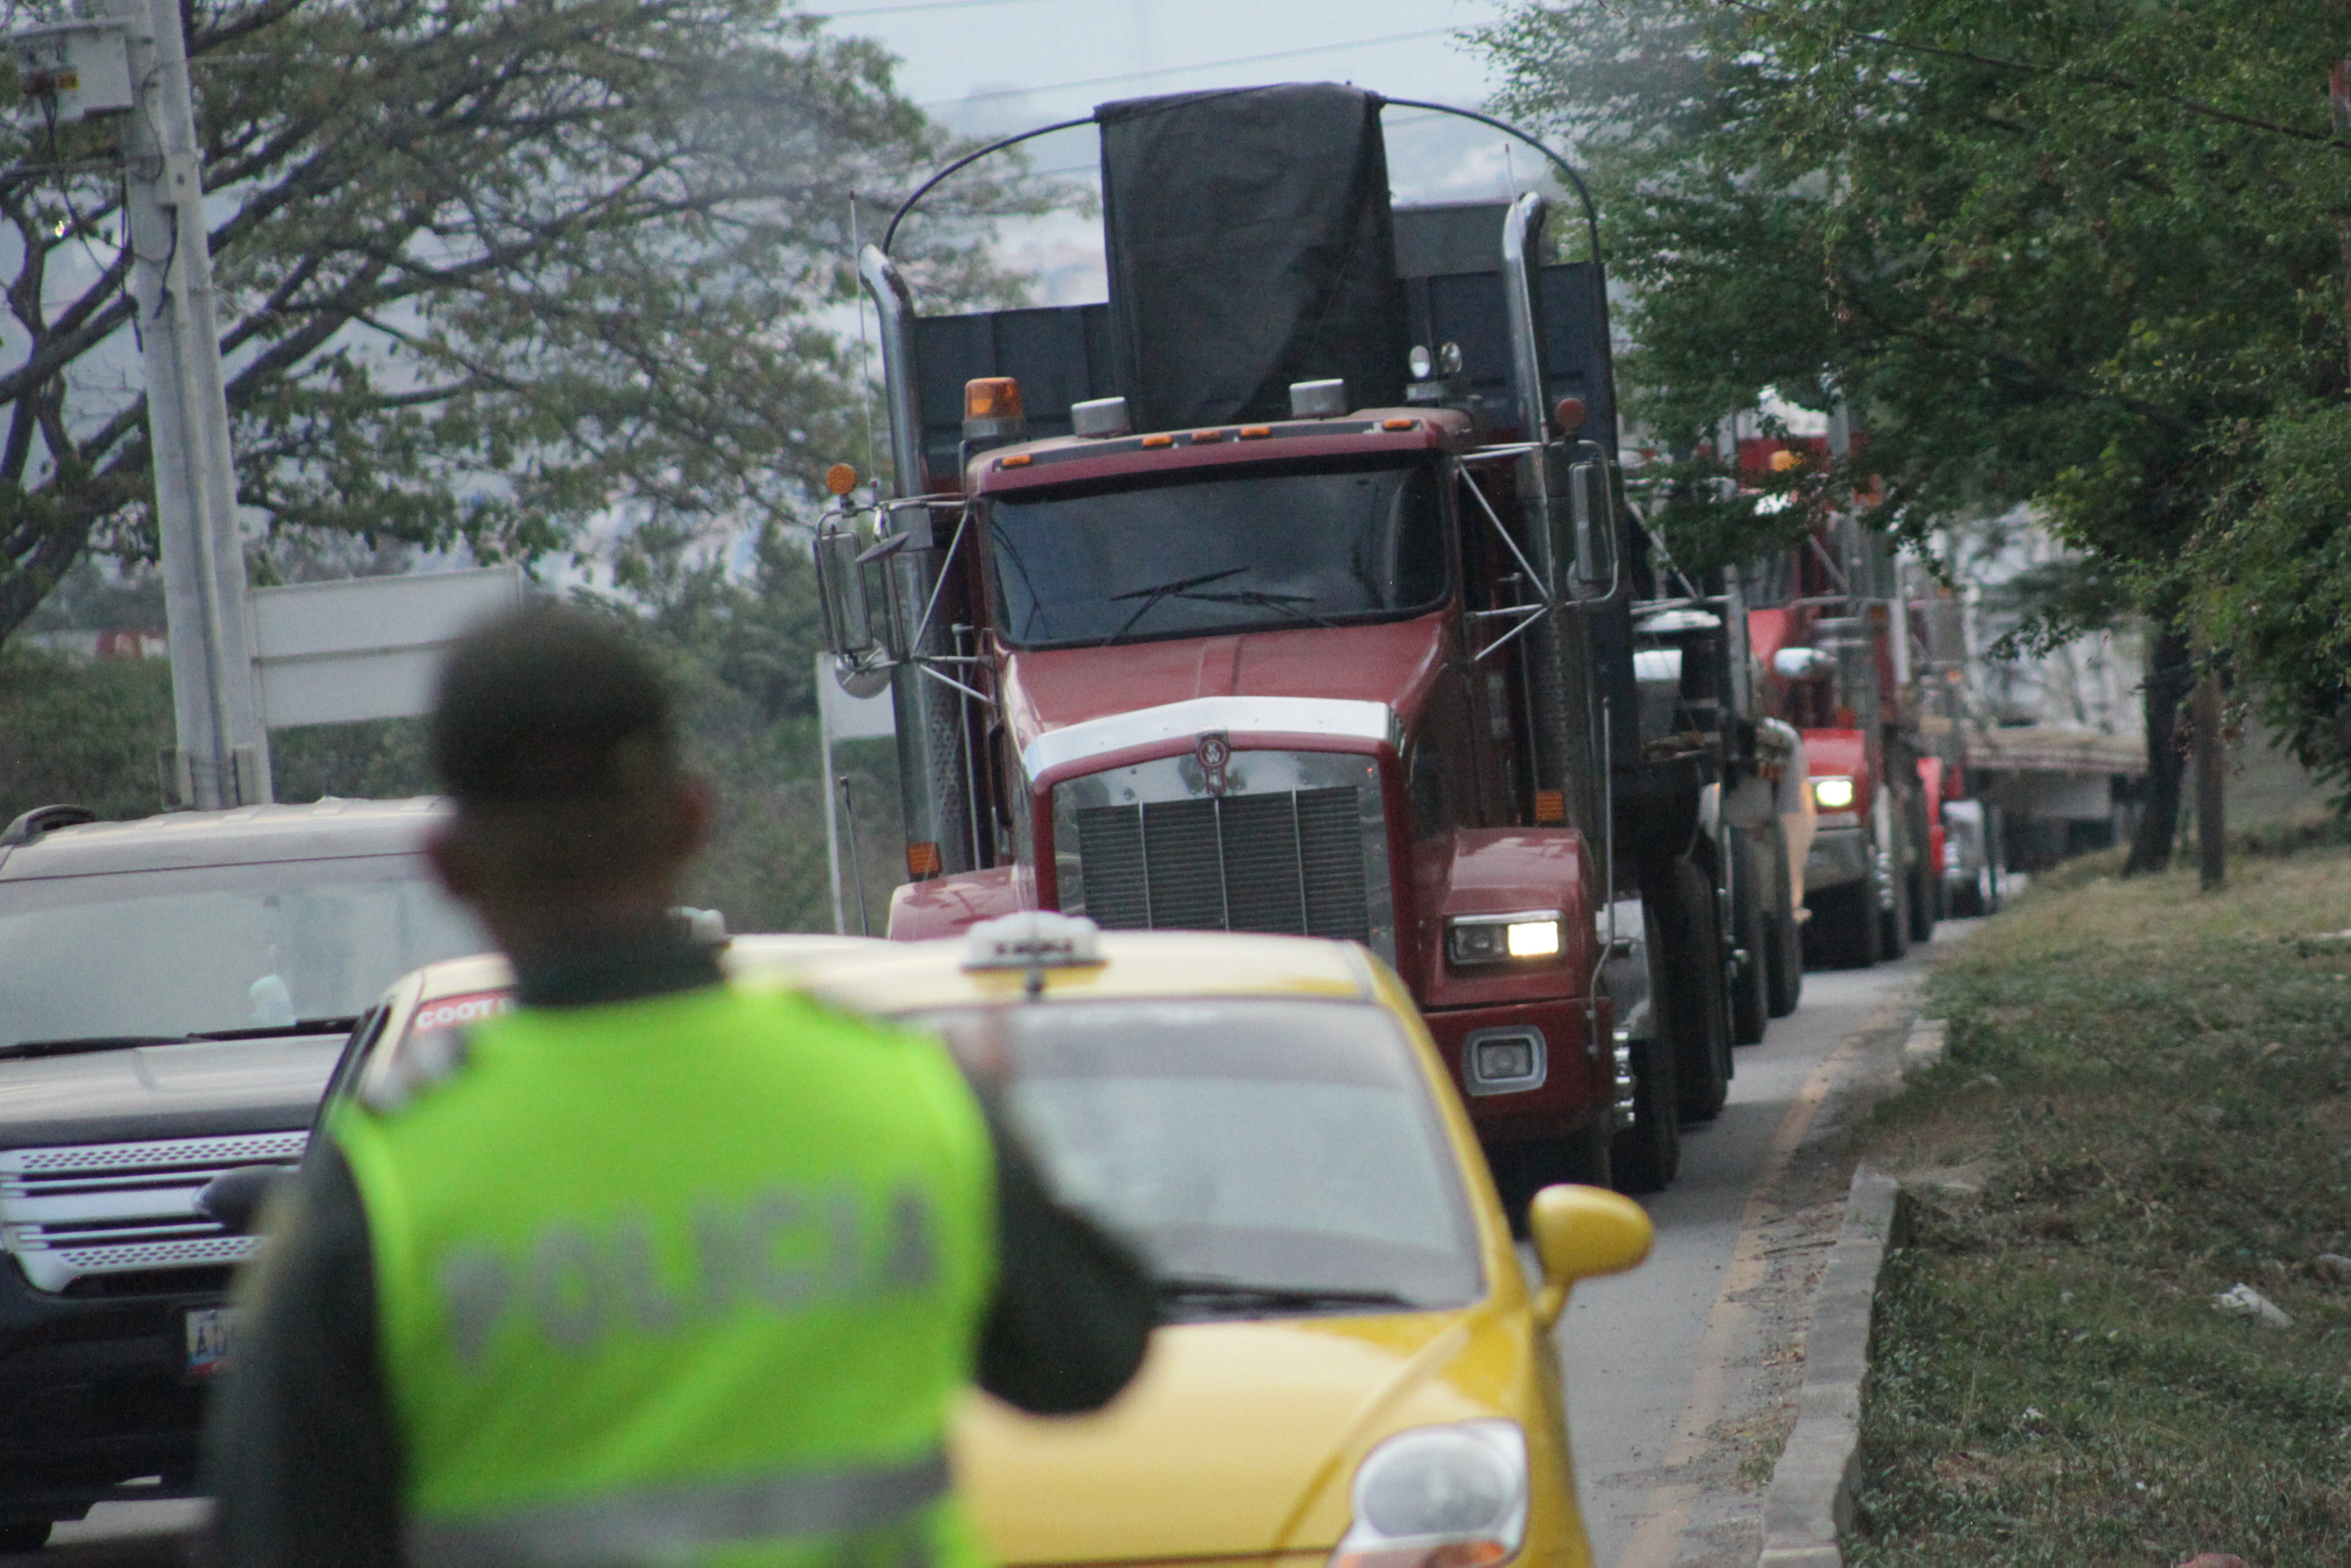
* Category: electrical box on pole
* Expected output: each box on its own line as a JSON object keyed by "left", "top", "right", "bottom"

{"left": 11, "top": 21, "right": 134, "bottom": 122}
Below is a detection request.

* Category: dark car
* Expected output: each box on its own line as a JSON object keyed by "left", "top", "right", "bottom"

{"left": 0, "top": 799, "right": 486, "bottom": 1551}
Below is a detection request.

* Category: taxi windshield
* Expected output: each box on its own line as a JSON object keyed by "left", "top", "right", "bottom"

{"left": 916, "top": 997, "right": 1482, "bottom": 1316}
{"left": 0, "top": 856, "right": 488, "bottom": 1053}
{"left": 985, "top": 453, "right": 1448, "bottom": 649}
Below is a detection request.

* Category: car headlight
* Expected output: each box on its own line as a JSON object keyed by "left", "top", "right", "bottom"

{"left": 1810, "top": 775, "right": 1856, "bottom": 811}
{"left": 1446, "top": 913, "right": 1564, "bottom": 969}
{"left": 1331, "top": 1420, "right": 1528, "bottom": 1568}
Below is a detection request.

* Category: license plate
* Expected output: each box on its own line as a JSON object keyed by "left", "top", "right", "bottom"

{"left": 185, "top": 1307, "right": 239, "bottom": 1378}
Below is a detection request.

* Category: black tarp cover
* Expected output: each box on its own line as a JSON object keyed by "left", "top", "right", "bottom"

{"left": 1096, "top": 85, "right": 1409, "bottom": 431}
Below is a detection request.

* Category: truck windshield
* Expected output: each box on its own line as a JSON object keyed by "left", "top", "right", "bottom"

{"left": 986, "top": 453, "right": 1448, "bottom": 648}
{"left": 911, "top": 997, "right": 1482, "bottom": 1316}
{"left": 0, "top": 857, "right": 487, "bottom": 1054}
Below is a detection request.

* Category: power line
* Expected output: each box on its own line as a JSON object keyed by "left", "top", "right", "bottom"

{"left": 918, "top": 26, "right": 1462, "bottom": 108}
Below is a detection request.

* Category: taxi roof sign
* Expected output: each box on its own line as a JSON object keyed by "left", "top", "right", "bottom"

{"left": 962, "top": 911, "right": 1103, "bottom": 972}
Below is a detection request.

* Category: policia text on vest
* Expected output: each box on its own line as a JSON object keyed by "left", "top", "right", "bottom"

{"left": 439, "top": 1182, "right": 944, "bottom": 1365}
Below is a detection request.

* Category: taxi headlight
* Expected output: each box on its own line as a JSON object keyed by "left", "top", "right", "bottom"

{"left": 1811, "top": 775, "right": 1856, "bottom": 811}
{"left": 1331, "top": 1421, "right": 1528, "bottom": 1568}
{"left": 1446, "top": 913, "right": 1564, "bottom": 969}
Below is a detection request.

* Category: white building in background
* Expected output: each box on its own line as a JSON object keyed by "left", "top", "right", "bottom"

{"left": 1941, "top": 504, "right": 2141, "bottom": 738}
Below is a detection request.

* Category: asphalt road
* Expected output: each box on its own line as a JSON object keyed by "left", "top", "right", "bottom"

{"left": 1557, "top": 925, "right": 1970, "bottom": 1568}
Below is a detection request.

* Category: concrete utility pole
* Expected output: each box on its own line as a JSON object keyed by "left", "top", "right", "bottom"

{"left": 115, "top": 0, "right": 269, "bottom": 808}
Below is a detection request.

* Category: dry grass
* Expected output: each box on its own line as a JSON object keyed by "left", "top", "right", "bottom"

{"left": 1845, "top": 849, "right": 2351, "bottom": 1567}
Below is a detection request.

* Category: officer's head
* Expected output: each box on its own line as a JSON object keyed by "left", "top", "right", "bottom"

{"left": 424, "top": 602, "right": 713, "bottom": 949}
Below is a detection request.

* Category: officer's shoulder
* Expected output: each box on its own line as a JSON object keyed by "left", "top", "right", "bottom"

{"left": 752, "top": 982, "right": 932, "bottom": 1048}
{"left": 355, "top": 1026, "right": 477, "bottom": 1116}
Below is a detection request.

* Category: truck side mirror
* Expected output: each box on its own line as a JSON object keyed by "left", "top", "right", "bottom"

{"left": 1567, "top": 460, "right": 1610, "bottom": 588}
{"left": 815, "top": 528, "right": 875, "bottom": 658}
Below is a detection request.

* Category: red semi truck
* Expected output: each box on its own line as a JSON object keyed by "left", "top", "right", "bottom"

{"left": 815, "top": 86, "right": 1796, "bottom": 1198}
{"left": 1737, "top": 436, "right": 1938, "bottom": 966}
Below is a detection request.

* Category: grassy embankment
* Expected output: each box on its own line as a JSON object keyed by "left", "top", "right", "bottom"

{"left": 1847, "top": 845, "right": 2351, "bottom": 1565}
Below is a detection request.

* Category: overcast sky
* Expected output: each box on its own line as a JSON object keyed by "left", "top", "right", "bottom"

{"left": 816, "top": 0, "right": 1513, "bottom": 129}
{"left": 815, "top": 0, "right": 1538, "bottom": 304}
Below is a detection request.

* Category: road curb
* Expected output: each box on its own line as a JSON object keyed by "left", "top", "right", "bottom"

{"left": 1755, "top": 1163, "right": 1911, "bottom": 1568}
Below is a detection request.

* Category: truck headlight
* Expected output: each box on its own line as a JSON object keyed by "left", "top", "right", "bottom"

{"left": 1330, "top": 1420, "right": 1528, "bottom": 1568}
{"left": 1810, "top": 775, "right": 1856, "bottom": 811}
{"left": 1446, "top": 913, "right": 1563, "bottom": 968}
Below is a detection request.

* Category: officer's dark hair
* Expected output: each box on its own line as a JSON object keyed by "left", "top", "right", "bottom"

{"left": 430, "top": 602, "right": 688, "bottom": 888}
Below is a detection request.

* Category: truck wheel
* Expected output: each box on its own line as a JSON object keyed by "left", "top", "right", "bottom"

{"left": 1908, "top": 851, "right": 1937, "bottom": 944}
{"left": 1488, "top": 1117, "right": 1612, "bottom": 1233}
{"left": 1611, "top": 1029, "right": 1680, "bottom": 1194}
{"left": 1666, "top": 858, "right": 1731, "bottom": 1123}
{"left": 1728, "top": 831, "right": 1770, "bottom": 1046}
{"left": 1765, "top": 823, "right": 1802, "bottom": 1016}
{"left": 1804, "top": 880, "right": 1880, "bottom": 970}
{"left": 0, "top": 1521, "right": 52, "bottom": 1552}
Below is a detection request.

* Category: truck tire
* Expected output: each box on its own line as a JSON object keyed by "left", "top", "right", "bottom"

{"left": 1804, "top": 880, "right": 1880, "bottom": 970}
{"left": 1909, "top": 851, "right": 1937, "bottom": 944}
{"left": 1489, "top": 1116, "right": 1613, "bottom": 1232}
{"left": 1664, "top": 858, "right": 1731, "bottom": 1123}
{"left": 1728, "top": 829, "right": 1770, "bottom": 1046}
{"left": 1765, "top": 822, "right": 1803, "bottom": 1017}
{"left": 1611, "top": 1027, "right": 1680, "bottom": 1194}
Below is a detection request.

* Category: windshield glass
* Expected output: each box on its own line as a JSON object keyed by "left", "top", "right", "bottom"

{"left": 987, "top": 453, "right": 1448, "bottom": 649}
{"left": 917, "top": 998, "right": 1482, "bottom": 1315}
{"left": 0, "top": 856, "right": 487, "bottom": 1050}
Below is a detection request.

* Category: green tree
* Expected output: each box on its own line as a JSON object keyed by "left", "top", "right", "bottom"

{"left": 0, "top": 0, "right": 1051, "bottom": 640}
{"left": 1478, "top": 0, "right": 2351, "bottom": 856}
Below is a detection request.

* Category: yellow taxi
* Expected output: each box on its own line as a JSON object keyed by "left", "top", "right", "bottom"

{"left": 324, "top": 916, "right": 1650, "bottom": 1568}
{"left": 799, "top": 915, "right": 1649, "bottom": 1568}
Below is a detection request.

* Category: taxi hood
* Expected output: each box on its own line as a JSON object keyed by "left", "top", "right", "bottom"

{"left": 1000, "top": 614, "right": 1448, "bottom": 777}
{"left": 955, "top": 1307, "right": 1524, "bottom": 1563}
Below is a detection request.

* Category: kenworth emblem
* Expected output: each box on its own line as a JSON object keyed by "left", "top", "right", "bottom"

{"left": 1195, "top": 731, "right": 1232, "bottom": 796}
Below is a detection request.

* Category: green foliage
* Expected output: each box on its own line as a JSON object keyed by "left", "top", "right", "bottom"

{"left": 2190, "top": 402, "right": 2351, "bottom": 789}
{"left": 1850, "top": 852, "right": 2351, "bottom": 1563}
{"left": 0, "top": 0, "right": 1059, "bottom": 639}
{"left": 1478, "top": 1, "right": 2351, "bottom": 730}
{"left": 0, "top": 646, "right": 172, "bottom": 822}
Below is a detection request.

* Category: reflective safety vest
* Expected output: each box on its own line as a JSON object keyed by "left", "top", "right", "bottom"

{"left": 331, "top": 982, "right": 998, "bottom": 1568}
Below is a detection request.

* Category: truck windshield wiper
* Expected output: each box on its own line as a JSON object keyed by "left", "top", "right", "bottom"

{"left": 1181, "top": 588, "right": 1342, "bottom": 630}
{"left": 0, "top": 1017, "right": 363, "bottom": 1062}
{"left": 1155, "top": 1273, "right": 1417, "bottom": 1313}
{"left": 1104, "top": 565, "right": 1249, "bottom": 644}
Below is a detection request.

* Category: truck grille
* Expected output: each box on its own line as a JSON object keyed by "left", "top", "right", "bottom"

{"left": 1052, "top": 748, "right": 1393, "bottom": 958}
{"left": 0, "top": 1131, "right": 308, "bottom": 1293}
{"left": 1075, "top": 788, "right": 1371, "bottom": 943}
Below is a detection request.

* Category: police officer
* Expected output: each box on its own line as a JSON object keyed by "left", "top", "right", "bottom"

{"left": 207, "top": 604, "right": 1155, "bottom": 1567}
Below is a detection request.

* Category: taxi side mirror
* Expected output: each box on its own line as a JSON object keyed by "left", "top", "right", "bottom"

{"left": 1527, "top": 1183, "right": 1652, "bottom": 1325}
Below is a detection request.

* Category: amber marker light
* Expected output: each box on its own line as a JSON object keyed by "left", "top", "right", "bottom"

{"left": 999, "top": 453, "right": 1032, "bottom": 468}
{"left": 965, "top": 377, "right": 1023, "bottom": 422}
{"left": 1533, "top": 789, "right": 1566, "bottom": 825}
{"left": 824, "top": 462, "right": 858, "bottom": 496}
{"left": 905, "top": 842, "right": 943, "bottom": 878}
{"left": 1141, "top": 434, "right": 1175, "bottom": 448}
{"left": 1382, "top": 417, "right": 1417, "bottom": 431}
{"left": 1240, "top": 425, "right": 1272, "bottom": 439}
